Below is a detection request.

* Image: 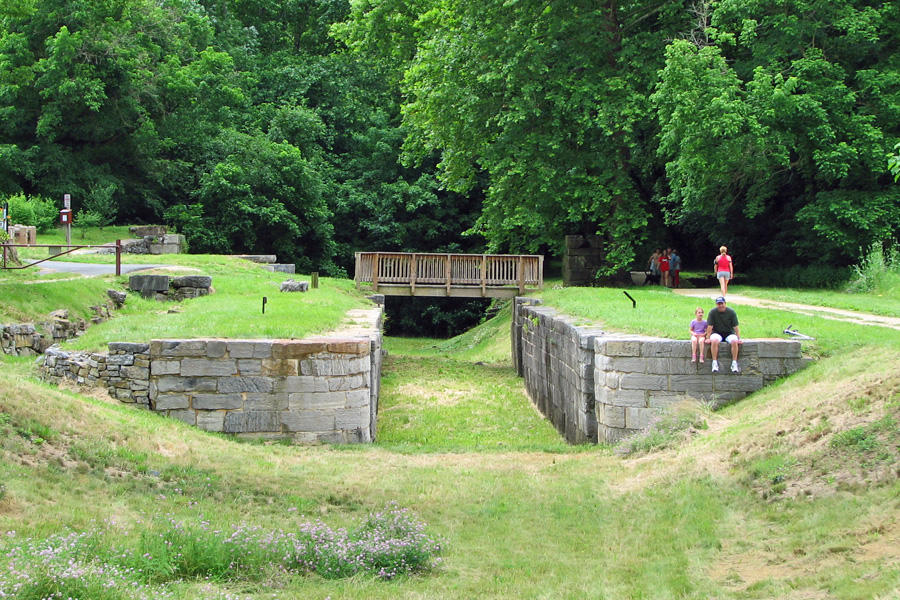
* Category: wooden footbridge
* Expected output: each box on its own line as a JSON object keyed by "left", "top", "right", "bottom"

{"left": 354, "top": 252, "right": 543, "bottom": 298}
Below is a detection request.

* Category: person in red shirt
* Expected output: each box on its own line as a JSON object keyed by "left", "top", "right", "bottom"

{"left": 658, "top": 249, "right": 670, "bottom": 287}
{"left": 714, "top": 246, "right": 734, "bottom": 296}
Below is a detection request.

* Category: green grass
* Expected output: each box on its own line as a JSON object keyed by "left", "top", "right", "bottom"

{"left": 738, "top": 282, "right": 900, "bottom": 318}
{"left": 538, "top": 285, "right": 900, "bottom": 357}
{"left": 0, "top": 277, "right": 114, "bottom": 323}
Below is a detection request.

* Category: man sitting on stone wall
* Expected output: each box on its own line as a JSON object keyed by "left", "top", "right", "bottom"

{"left": 705, "top": 296, "right": 742, "bottom": 373}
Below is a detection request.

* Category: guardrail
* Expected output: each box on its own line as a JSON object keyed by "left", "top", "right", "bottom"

{"left": 354, "top": 252, "right": 543, "bottom": 297}
{"left": 1, "top": 240, "right": 123, "bottom": 275}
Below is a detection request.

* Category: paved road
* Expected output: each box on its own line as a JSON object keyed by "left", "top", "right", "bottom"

{"left": 36, "top": 261, "right": 169, "bottom": 277}
{"left": 674, "top": 288, "right": 900, "bottom": 331}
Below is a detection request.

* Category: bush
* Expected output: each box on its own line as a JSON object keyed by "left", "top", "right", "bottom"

{"left": 742, "top": 264, "right": 851, "bottom": 289}
{"left": 4, "top": 194, "right": 58, "bottom": 233}
{"left": 845, "top": 241, "right": 899, "bottom": 294}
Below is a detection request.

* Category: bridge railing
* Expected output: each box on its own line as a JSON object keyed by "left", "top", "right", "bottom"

{"left": 354, "top": 252, "right": 543, "bottom": 295}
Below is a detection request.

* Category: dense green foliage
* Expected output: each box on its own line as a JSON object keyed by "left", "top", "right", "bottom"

{"left": 1, "top": 0, "right": 897, "bottom": 278}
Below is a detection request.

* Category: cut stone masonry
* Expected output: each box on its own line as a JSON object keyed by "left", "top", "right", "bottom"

{"left": 512, "top": 298, "right": 808, "bottom": 444}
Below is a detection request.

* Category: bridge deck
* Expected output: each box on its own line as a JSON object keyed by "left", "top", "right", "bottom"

{"left": 354, "top": 252, "right": 543, "bottom": 298}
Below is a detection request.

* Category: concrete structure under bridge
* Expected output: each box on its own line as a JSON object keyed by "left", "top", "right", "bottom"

{"left": 354, "top": 252, "right": 543, "bottom": 298}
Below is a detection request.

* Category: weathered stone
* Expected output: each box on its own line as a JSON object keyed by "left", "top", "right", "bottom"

{"left": 121, "top": 366, "right": 149, "bottom": 379}
{"left": 155, "top": 394, "right": 190, "bottom": 410}
{"left": 180, "top": 358, "right": 236, "bottom": 377}
{"left": 281, "top": 412, "right": 335, "bottom": 432}
{"left": 271, "top": 342, "right": 326, "bottom": 359}
{"left": 335, "top": 407, "right": 369, "bottom": 429}
{"left": 150, "top": 360, "right": 180, "bottom": 376}
{"left": 288, "top": 391, "right": 347, "bottom": 411}
{"left": 227, "top": 340, "right": 273, "bottom": 359}
{"left": 236, "top": 359, "right": 262, "bottom": 375}
{"left": 196, "top": 411, "right": 225, "bottom": 432}
{"left": 128, "top": 275, "right": 170, "bottom": 298}
{"left": 280, "top": 279, "right": 308, "bottom": 292}
{"left": 107, "top": 289, "right": 127, "bottom": 307}
{"left": 216, "top": 376, "right": 274, "bottom": 393}
{"left": 192, "top": 394, "right": 243, "bottom": 410}
{"left": 244, "top": 393, "right": 289, "bottom": 411}
{"left": 619, "top": 374, "right": 667, "bottom": 391}
{"left": 152, "top": 339, "right": 208, "bottom": 357}
{"left": 260, "top": 358, "right": 299, "bottom": 376}
{"left": 277, "top": 376, "right": 329, "bottom": 394}
{"left": 171, "top": 275, "right": 212, "bottom": 289}
{"left": 625, "top": 407, "right": 655, "bottom": 430}
{"left": 224, "top": 411, "right": 281, "bottom": 433}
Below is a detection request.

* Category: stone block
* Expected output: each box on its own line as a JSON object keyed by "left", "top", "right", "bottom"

{"left": 327, "top": 340, "right": 370, "bottom": 355}
{"left": 108, "top": 342, "right": 149, "bottom": 353}
{"left": 345, "top": 389, "right": 371, "bottom": 408}
{"left": 619, "top": 374, "right": 667, "bottom": 391}
{"left": 192, "top": 394, "right": 243, "bottom": 410}
{"left": 599, "top": 339, "right": 641, "bottom": 357}
{"left": 640, "top": 340, "right": 691, "bottom": 358}
{"left": 327, "top": 375, "right": 366, "bottom": 392}
{"left": 151, "top": 360, "right": 181, "bottom": 376}
{"left": 244, "top": 393, "right": 289, "bottom": 411}
{"left": 335, "top": 407, "right": 369, "bottom": 429}
{"left": 196, "top": 411, "right": 225, "bottom": 432}
{"left": 289, "top": 391, "right": 347, "bottom": 411}
{"left": 180, "top": 358, "right": 236, "bottom": 377}
{"left": 281, "top": 412, "right": 335, "bottom": 432}
{"left": 121, "top": 366, "right": 149, "bottom": 380}
{"left": 152, "top": 339, "right": 208, "bottom": 357}
{"left": 206, "top": 340, "right": 226, "bottom": 358}
{"left": 227, "top": 340, "right": 273, "bottom": 359}
{"left": 154, "top": 394, "right": 190, "bottom": 410}
{"left": 277, "top": 376, "right": 329, "bottom": 394}
{"left": 280, "top": 279, "right": 307, "bottom": 292}
{"left": 261, "top": 359, "right": 299, "bottom": 376}
{"left": 600, "top": 404, "right": 626, "bottom": 428}
{"left": 106, "top": 354, "right": 135, "bottom": 366}
{"left": 607, "top": 388, "right": 647, "bottom": 408}
{"left": 224, "top": 411, "right": 281, "bottom": 433}
{"left": 610, "top": 357, "right": 647, "bottom": 373}
{"left": 171, "top": 275, "right": 212, "bottom": 289}
{"left": 270, "top": 342, "right": 326, "bottom": 360}
{"left": 648, "top": 392, "right": 684, "bottom": 408}
{"left": 236, "top": 359, "right": 262, "bottom": 375}
{"left": 129, "top": 275, "right": 170, "bottom": 298}
{"left": 625, "top": 407, "right": 655, "bottom": 430}
{"left": 668, "top": 375, "right": 714, "bottom": 393}
{"left": 167, "top": 410, "right": 196, "bottom": 425}
{"left": 216, "top": 376, "right": 274, "bottom": 393}
{"left": 712, "top": 374, "right": 764, "bottom": 392}
{"left": 754, "top": 340, "right": 801, "bottom": 359}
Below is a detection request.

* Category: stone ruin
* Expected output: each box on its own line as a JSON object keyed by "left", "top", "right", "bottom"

{"left": 1, "top": 306, "right": 111, "bottom": 357}
{"left": 128, "top": 274, "right": 212, "bottom": 301}
{"left": 97, "top": 225, "right": 185, "bottom": 255}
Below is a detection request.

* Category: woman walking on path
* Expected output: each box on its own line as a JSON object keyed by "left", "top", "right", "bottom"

{"left": 714, "top": 246, "right": 734, "bottom": 296}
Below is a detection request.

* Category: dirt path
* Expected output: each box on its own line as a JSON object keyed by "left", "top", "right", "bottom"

{"left": 674, "top": 288, "right": 900, "bottom": 331}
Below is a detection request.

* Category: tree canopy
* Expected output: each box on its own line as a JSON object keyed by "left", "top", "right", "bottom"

{"left": 0, "top": 0, "right": 896, "bottom": 275}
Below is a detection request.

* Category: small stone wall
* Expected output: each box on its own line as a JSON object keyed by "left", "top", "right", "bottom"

{"left": 37, "top": 308, "right": 383, "bottom": 444}
{"left": 512, "top": 298, "right": 807, "bottom": 444}
{"left": 8, "top": 224, "right": 36, "bottom": 245}
{"left": 1, "top": 307, "right": 110, "bottom": 356}
{"left": 128, "top": 275, "right": 212, "bottom": 301}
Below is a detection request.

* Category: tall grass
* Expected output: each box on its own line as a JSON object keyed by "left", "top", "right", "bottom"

{"left": 846, "top": 241, "right": 899, "bottom": 294}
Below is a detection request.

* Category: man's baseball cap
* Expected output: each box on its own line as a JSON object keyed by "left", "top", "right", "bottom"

{"left": 715, "top": 296, "right": 726, "bottom": 304}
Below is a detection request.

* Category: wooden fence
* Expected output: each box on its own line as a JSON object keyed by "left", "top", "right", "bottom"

{"left": 354, "top": 252, "right": 543, "bottom": 298}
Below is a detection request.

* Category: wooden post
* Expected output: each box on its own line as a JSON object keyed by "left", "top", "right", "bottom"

{"left": 410, "top": 253, "right": 417, "bottom": 294}
{"left": 538, "top": 255, "right": 544, "bottom": 289}
{"left": 372, "top": 253, "right": 380, "bottom": 291}
{"left": 354, "top": 252, "right": 360, "bottom": 287}
{"left": 2, "top": 243, "right": 6, "bottom": 269}
{"left": 445, "top": 254, "right": 451, "bottom": 294}
{"left": 517, "top": 255, "right": 525, "bottom": 294}
{"left": 115, "top": 239, "right": 121, "bottom": 276}
{"left": 312, "top": 272, "right": 319, "bottom": 288}
{"left": 480, "top": 254, "right": 486, "bottom": 296}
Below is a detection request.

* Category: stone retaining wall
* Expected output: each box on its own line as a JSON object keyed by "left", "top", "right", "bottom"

{"left": 512, "top": 298, "right": 807, "bottom": 444}
{"left": 38, "top": 308, "right": 383, "bottom": 444}
{"left": 1, "top": 307, "right": 110, "bottom": 356}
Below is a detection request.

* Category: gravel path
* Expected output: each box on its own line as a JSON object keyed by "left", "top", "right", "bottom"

{"left": 674, "top": 288, "right": 900, "bottom": 331}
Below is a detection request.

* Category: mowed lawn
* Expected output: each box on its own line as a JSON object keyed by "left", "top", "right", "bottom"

{"left": 0, "top": 275, "right": 898, "bottom": 598}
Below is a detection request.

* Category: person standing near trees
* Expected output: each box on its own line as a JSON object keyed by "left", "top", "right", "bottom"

{"left": 714, "top": 246, "right": 734, "bottom": 296}
{"left": 658, "top": 248, "right": 670, "bottom": 287}
{"left": 670, "top": 248, "right": 681, "bottom": 288}
{"left": 648, "top": 249, "right": 661, "bottom": 284}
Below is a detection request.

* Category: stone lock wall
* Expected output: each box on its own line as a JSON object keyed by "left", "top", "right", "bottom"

{"left": 512, "top": 298, "right": 807, "bottom": 444}
{"left": 38, "top": 308, "right": 383, "bottom": 444}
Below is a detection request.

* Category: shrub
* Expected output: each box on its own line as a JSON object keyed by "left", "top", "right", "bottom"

{"left": 4, "top": 194, "right": 58, "bottom": 233}
{"left": 845, "top": 241, "right": 899, "bottom": 293}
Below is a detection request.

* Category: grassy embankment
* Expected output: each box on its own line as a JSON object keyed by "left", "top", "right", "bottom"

{"left": 1, "top": 247, "right": 898, "bottom": 598}
{"left": 1, "top": 253, "right": 367, "bottom": 347}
